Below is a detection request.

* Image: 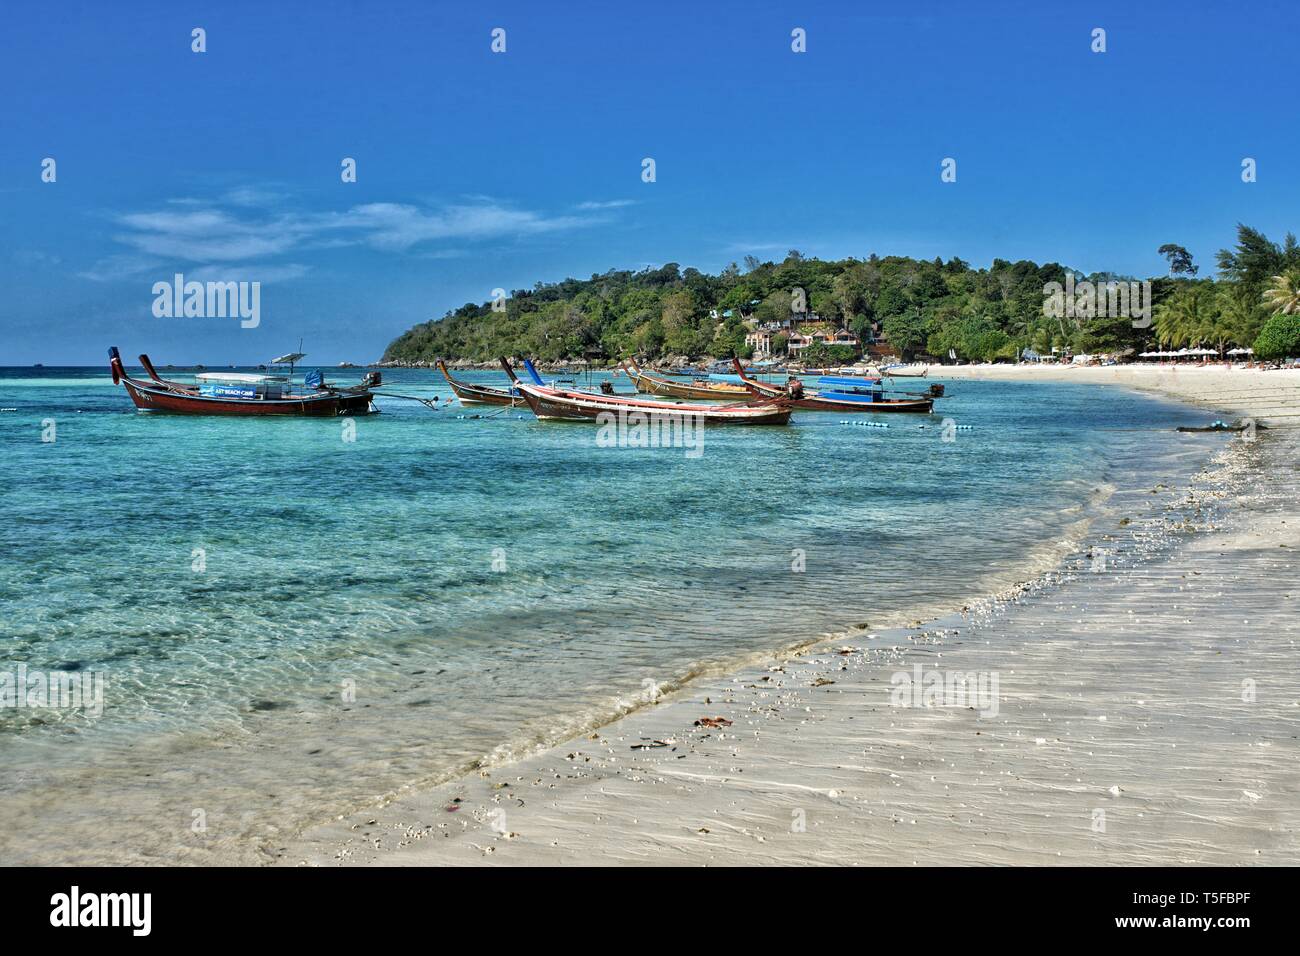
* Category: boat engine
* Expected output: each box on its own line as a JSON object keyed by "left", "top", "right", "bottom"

{"left": 928, "top": 383, "right": 945, "bottom": 398}
{"left": 599, "top": 380, "right": 615, "bottom": 394}
{"left": 786, "top": 378, "right": 805, "bottom": 399}
{"left": 362, "top": 371, "right": 382, "bottom": 388}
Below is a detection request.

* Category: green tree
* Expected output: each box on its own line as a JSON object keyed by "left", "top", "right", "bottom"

{"left": 874, "top": 285, "right": 909, "bottom": 321}
{"left": 661, "top": 290, "right": 705, "bottom": 356}
{"left": 1253, "top": 314, "right": 1300, "bottom": 362}
{"left": 1153, "top": 284, "right": 1217, "bottom": 348}
{"left": 799, "top": 342, "right": 857, "bottom": 367}
{"left": 831, "top": 264, "right": 872, "bottom": 322}
{"left": 1157, "top": 243, "right": 1198, "bottom": 277}
{"left": 1261, "top": 270, "right": 1300, "bottom": 315}
{"left": 375, "top": 226, "right": 1295, "bottom": 366}
{"left": 1214, "top": 283, "right": 1261, "bottom": 349}
{"left": 1217, "top": 225, "right": 1299, "bottom": 304}
{"left": 881, "top": 312, "right": 929, "bottom": 360}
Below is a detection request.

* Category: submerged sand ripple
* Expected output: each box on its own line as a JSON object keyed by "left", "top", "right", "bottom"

{"left": 285, "top": 414, "right": 1299, "bottom": 866}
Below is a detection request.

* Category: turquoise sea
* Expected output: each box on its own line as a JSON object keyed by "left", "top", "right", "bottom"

{"left": 0, "top": 364, "right": 1220, "bottom": 863}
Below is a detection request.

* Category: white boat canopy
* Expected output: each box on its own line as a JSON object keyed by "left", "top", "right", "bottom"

{"left": 271, "top": 352, "right": 306, "bottom": 365}
{"left": 195, "top": 372, "right": 288, "bottom": 383}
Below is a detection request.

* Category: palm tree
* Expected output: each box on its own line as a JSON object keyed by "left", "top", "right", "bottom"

{"left": 1153, "top": 285, "right": 1217, "bottom": 350}
{"left": 1216, "top": 283, "right": 1263, "bottom": 349}
{"left": 1153, "top": 301, "right": 1184, "bottom": 349}
{"left": 1262, "top": 271, "right": 1300, "bottom": 315}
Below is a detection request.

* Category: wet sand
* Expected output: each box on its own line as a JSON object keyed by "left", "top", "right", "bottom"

{"left": 283, "top": 372, "right": 1300, "bottom": 866}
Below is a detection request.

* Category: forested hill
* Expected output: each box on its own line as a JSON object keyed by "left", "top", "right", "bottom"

{"left": 381, "top": 226, "right": 1300, "bottom": 364}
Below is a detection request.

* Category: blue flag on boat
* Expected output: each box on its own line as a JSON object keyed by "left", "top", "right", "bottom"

{"left": 522, "top": 359, "right": 547, "bottom": 386}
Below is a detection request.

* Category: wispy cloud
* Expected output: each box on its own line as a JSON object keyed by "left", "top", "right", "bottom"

{"left": 222, "top": 185, "right": 289, "bottom": 208}
{"left": 82, "top": 194, "right": 613, "bottom": 281}
{"left": 114, "top": 209, "right": 306, "bottom": 262}
{"left": 78, "top": 253, "right": 166, "bottom": 282}
{"left": 14, "top": 250, "right": 63, "bottom": 267}
{"left": 576, "top": 199, "right": 638, "bottom": 210}
{"left": 722, "top": 240, "right": 810, "bottom": 255}
{"left": 320, "top": 202, "right": 595, "bottom": 251}
{"left": 186, "top": 263, "right": 311, "bottom": 283}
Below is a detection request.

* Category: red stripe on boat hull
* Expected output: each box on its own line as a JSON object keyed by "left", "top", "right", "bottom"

{"left": 786, "top": 395, "right": 934, "bottom": 413}
{"left": 120, "top": 377, "right": 372, "bottom": 416}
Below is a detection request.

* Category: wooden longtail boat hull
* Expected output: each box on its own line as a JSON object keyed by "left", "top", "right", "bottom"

{"left": 730, "top": 358, "right": 934, "bottom": 413}
{"left": 521, "top": 388, "right": 793, "bottom": 425}
{"left": 109, "top": 348, "right": 374, "bottom": 416}
{"left": 436, "top": 360, "right": 522, "bottom": 406}
{"left": 785, "top": 393, "right": 933, "bottom": 413}
{"left": 622, "top": 358, "right": 750, "bottom": 400}
{"left": 119, "top": 377, "right": 372, "bottom": 415}
{"left": 504, "top": 359, "right": 791, "bottom": 425}
{"left": 736, "top": 375, "right": 786, "bottom": 399}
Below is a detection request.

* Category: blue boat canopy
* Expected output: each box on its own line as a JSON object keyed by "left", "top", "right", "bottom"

{"left": 819, "top": 389, "right": 878, "bottom": 403}
{"left": 817, "top": 375, "right": 882, "bottom": 390}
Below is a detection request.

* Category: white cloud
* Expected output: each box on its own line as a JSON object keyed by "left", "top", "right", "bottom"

{"left": 186, "top": 263, "right": 310, "bottom": 283}
{"left": 78, "top": 253, "right": 165, "bottom": 282}
{"left": 576, "top": 199, "right": 638, "bottom": 210}
{"left": 317, "top": 202, "right": 595, "bottom": 251}
{"left": 84, "top": 195, "right": 607, "bottom": 281}
{"left": 223, "top": 185, "right": 286, "bottom": 208}
{"left": 723, "top": 240, "right": 810, "bottom": 254}
{"left": 114, "top": 209, "right": 305, "bottom": 262}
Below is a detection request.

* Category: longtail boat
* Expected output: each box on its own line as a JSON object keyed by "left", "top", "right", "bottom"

{"left": 622, "top": 357, "right": 751, "bottom": 400}
{"left": 504, "top": 358, "right": 792, "bottom": 425}
{"left": 437, "top": 360, "right": 523, "bottom": 406}
{"left": 109, "top": 347, "right": 376, "bottom": 416}
{"left": 731, "top": 358, "right": 939, "bottom": 413}
{"left": 881, "top": 363, "right": 929, "bottom": 378}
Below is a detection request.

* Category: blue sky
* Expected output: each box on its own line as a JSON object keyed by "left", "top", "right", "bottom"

{"left": 1, "top": 0, "right": 1297, "bottom": 365}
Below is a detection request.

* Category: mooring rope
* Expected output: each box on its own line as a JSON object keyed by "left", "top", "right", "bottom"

{"left": 373, "top": 391, "right": 445, "bottom": 409}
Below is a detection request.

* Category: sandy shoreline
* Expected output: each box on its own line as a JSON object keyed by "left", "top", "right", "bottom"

{"left": 921, "top": 362, "right": 1300, "bottom": 426}
{"left": 281, "top": 367, "right": 1300, "bottom": 866}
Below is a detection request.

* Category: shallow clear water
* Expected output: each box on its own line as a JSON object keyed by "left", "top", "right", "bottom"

{"left": 0, "top": 365, "right": 1218, "bottom": 863}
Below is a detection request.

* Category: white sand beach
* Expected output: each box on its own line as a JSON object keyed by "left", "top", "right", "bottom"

{"left": 923, "top": 362, "right": 1300, "bottom": 426}
{"left": 283, "top": 368, "right": 1300, "bottom": 866}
